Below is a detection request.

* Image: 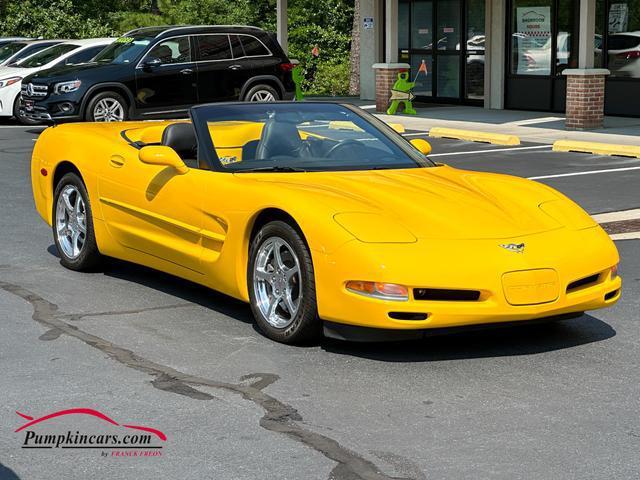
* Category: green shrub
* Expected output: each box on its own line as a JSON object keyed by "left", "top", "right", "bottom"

{"left": 305, "top": 61, "right": 350, "bottom": 96}
{"left": 0, "top": 0, "right": 113, "bottom": 38}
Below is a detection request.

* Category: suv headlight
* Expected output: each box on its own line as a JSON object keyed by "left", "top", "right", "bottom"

{"left": 53, "top": 80, "right": 81, "bottom": 94}
{"left": 0, "top": 76, "right": 22, "bottom": 88}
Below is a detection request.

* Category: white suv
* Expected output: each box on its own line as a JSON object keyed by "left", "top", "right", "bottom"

{"left": 0, "top": 38, "right": 113, "bottom": 122}
{"left": 0, "top": 39, "right": 62, "bottom": 67}
{"left": 606, "top": 31, "right": 640, "bottom": 77}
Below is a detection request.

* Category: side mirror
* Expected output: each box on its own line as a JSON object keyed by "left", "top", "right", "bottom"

{"left": 142, "top": 57, "right": 162, "bottom": 70}
{"left": 410, "top": 138, "right": 432, "bottom": 156}
{"left": 139, "top": 145, "right": 188, "bottom": 174}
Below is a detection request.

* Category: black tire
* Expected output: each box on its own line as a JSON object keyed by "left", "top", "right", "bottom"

{"left": 243, "top": 84, "right": 280, "bottom": 102}
{"left": 248, "top": 220, "right": 320, "bottom": 343}
{"left": 14, "top": 97, "right": 41, "bottom": 125}
{"left": 85, "top": 91, "right": 129, "bottom": 122}
{"left": 52, "top": 173, "right": 102, "bottom": 271}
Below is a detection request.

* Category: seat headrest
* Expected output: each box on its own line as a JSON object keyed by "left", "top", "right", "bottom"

{"left": 256, "top": 119, "right": 303, "bottom": 159}
{"left": 161, "top": 123, "right": 197, "bottom": 160}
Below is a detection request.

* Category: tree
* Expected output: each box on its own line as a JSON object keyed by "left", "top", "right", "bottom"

{"left": 0, "top": 0, "right": 113, "bottom": 38}
{"left": 0, "top": 0, "right": 357, "bottom": 96}
{"left": 349, "top": 0, "right": 360, "bottom": 94}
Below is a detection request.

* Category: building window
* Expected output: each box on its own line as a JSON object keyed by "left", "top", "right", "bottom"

{"left": 510, "top": 0, "right": 554, "bottom": 75}
{"left": 599, "top": 0, "right": 640, "bottom": 77}
{"left": 466, "top": 0, "right": 485, "bottom": 98}
{"left": 412, "top": 0, "right": 434, "bottom": 49}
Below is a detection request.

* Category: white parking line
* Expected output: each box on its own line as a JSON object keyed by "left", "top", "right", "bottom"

{"left": 610, "top": 232, "right": 640, "bottom": 240}
{"left": 592, "top": 208, "right": 640, "bottom": 223}
{"left": 428, "top": 145, "right": 552, "bottom": 157}
{"left": 528, "top": 166, "right": 640, "bottom": 180}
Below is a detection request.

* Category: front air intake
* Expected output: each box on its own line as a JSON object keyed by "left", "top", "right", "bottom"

{"left": 413, "top": 288, "right": 481, "bottom": 301}
{"left": 566, "top": 273, "right": 600, "bottom": 292}
{"left": 388, "top": 312, "right": 428, "bottom": 321}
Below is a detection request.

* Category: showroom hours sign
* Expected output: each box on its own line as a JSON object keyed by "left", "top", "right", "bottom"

{"left": 515, "top": 6, "right": 551, "bottom": 75}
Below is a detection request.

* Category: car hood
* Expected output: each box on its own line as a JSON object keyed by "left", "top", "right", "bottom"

{"left": 252, "top": 166, "right": 566, "bottom": 240}
{"left": 27, "top": 62, "right": 120, "bottom": 83}
{"left": 0, "top": 65, "right": 38, "bottom": 79}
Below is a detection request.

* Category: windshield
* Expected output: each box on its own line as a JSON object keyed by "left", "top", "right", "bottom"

{"left": 94, "top": 35, "right": 152, "bottom": 64}
{"left": 18, "top": 43, "right": 78, "bottom": 68}
{"left": 0, "top": 42, "right": 26, "bottom": 63}
{"left": 191, "top": 103, "right": 433, "bottom": 172}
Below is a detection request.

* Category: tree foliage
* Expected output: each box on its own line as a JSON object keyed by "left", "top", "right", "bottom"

{"left": 0, "top": 0, "right": 356, "bottom": 95}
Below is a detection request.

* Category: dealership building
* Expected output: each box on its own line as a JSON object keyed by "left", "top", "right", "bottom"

{"left": 277, "top": 0, "right": 639, "bottom": 125}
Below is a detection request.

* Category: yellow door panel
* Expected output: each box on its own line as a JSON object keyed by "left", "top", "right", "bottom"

{"left": 98, "top": 150, "right": 206, "bottom": 273}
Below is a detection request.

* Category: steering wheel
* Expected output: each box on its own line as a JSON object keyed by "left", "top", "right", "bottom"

{"left": 325, "top": 139, "right": 369, "bottom": 159}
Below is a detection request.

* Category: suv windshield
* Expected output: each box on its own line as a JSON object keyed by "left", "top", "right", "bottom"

{"left": 191, "top": 103, "right": 433, "bottom": 172}
{"left": 19, "top": 43, "right": 78, "bottom": 68}
{"left": 0, "top": 42, "right": 26, "bottom": 63}
{"left": 94, "top": 35, "right": 153, "bottom": 64}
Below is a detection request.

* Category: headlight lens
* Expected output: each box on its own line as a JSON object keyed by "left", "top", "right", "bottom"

{"left": 0, "top": 76, "right": 22, "bottom": 88}
{"left": 334, "top": 212, "right": 417, "bottom": 243}
{"left": 538, "top": 199, "right": 596, "bottom": 230}
{"left": 53, "top": 80, "right": 81, "bottom": 94}
{"left": 346, "top": 281, "right": 409, "bottom": 301}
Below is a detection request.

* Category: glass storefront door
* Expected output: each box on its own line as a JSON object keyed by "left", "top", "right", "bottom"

{"left": 398, "top": 0, "right": 485, "bottom": 103}
{"left": 505, "top": 0, "right": 579, "bottom": 111}
{"left": 595, "top": 0, "right": 640, "bottom": 115}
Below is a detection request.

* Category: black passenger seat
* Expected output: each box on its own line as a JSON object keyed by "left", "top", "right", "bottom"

{"left": 161, "top": 123, "right": 200, "bottom": 169}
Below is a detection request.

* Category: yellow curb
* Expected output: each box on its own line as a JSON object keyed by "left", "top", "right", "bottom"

{"left": 553, "top": 140, "right": 640, "bottom": 158}
{"left": 387, "top": 122, "right": 406, "bottom": 133}
{"left": 428, "top": 127, "right": 520, "bottom": 146}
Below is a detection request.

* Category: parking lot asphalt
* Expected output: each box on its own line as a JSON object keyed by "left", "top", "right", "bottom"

{"left": 0, "top": 124, "right": 639, "bottom": 480}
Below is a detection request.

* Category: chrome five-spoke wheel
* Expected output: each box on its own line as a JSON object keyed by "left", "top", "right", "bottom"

{"left": 253, "top": 236, "right": 302, "bottom": 329}
{"left": 55, "top": 184, "right": 86, "bottom": 259}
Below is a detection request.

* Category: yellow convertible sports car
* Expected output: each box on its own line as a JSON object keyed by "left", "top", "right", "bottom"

{"left": 31, "top": 102, "right": 621, "bottom": 343}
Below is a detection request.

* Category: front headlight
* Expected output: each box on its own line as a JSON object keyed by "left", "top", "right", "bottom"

{"left": 539, "top": 200, "right": 596, "bottom": 230}
{"left": 53, "top": 80, "right": 81, "bottom": 95}
{"left": 0, "top": 76, "right": 22, "bottom": 88}
{"left": 334, "top": 212, "right": 417, "bottom": 243}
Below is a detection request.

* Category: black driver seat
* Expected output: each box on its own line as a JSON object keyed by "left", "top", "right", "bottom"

{"left": 255, "top": 119, "right": 304, "bottom": 160}
{"left": 161, "top": 123, "right": 200, "bottom": 169}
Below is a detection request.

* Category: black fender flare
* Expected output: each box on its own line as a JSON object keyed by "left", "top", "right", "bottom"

{"left": 80, "top": 82, "right": 137, "bottom": 119}
{"left": 239, "top": 76, "right": 285, "bottom": 100}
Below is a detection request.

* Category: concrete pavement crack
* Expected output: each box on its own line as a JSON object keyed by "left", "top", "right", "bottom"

{"left": 62, "top": 303, "right": 194, "bottom": 321}
{"left": 0, "top": 281, "right": 413, "bottom": 480}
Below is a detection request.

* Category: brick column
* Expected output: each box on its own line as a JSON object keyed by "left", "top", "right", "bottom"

{"left": 372, "top": 63, "right": 410, "bottom": 113}
{"left": 563, "top": 69, "right": 610, "bottom": 130}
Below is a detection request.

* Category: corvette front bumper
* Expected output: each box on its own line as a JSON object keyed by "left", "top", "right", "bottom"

{"left": 313, "top": 225, "right": 621, "bottom": 331}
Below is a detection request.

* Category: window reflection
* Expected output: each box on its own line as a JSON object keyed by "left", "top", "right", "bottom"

{"left": 510, "top": 0, "right": 553, "bottom": 75}
{"left": 595, "top": 0, "right": 640, "bottom": 77}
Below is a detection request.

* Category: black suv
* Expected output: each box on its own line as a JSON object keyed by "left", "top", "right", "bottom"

{"left": 20, "top": 25, "right": 295, "bottom": 123}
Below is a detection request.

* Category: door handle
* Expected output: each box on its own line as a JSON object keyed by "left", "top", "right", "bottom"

{"left": 228, "top": 64, "right": 242, "bottom": 70}
{"left": 109, "top": 155, "right": 125, "bottom": 168}
{"left": 180, "top": 68, "right": 193, "bottom": 75}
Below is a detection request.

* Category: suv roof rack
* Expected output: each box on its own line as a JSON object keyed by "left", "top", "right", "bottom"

{"left": 161, "top": 25, "right": 263, "bottom": 35}
{"left": 122, "top": 25, "right": 263, "bottom": 38}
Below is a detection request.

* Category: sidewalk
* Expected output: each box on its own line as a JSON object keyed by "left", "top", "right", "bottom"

{"left": 310, "top": 96, "right": 640, "bottom": 146}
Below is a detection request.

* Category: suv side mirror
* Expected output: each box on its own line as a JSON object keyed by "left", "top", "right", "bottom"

{"left": 139, "top": 146, "right": 188, "bottom": 174}
{"left": 142, "top": 57, "right": 162, "bottom": 70}
{"left": 410, "top": 138, "right": 432, "bottom": 156}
